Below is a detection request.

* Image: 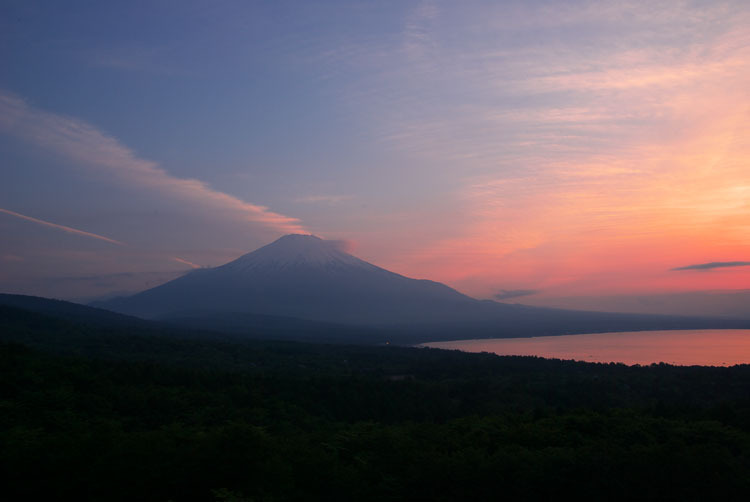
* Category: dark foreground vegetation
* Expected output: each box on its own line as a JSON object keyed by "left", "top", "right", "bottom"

{"left": 1, "top": 303, "right": 750, "bottom": 501}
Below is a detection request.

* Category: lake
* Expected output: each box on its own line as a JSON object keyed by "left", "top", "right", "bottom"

{"left": 421, "top": 329, "right": 750, "bottom": 366}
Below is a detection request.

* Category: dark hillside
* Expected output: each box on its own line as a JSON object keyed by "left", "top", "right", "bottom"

{"left": 1, "top": 304, "right": 749, "bottom": 500}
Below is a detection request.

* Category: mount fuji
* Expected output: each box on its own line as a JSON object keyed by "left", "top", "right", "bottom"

{"left": 97, "top": 234, "right": 750, "bottom": 342}
{"left": 98, "top": 234, "right": 482, "bottom": 323}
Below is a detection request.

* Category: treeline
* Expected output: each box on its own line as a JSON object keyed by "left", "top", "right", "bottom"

{"left": 1, "top": 305, "right": 750, "bottom": 500}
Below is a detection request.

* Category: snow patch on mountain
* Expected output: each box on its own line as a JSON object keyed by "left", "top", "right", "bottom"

{"left": 218, "top": 234, "right": 375, "bottom": 272}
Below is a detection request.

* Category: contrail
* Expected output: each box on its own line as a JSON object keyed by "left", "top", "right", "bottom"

{"left": 0, "top": 207, "right": 124, "bottom": 245}
{"left": 173, "top": 256, "right": 201, "bottom": 269}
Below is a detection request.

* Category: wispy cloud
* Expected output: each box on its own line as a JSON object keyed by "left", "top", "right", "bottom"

{"left": 494, "top": 289, "right": 541, "bottom": 300}
{"left": 42, "top": 269, "right": 187, "bottom": 289}
{"left": 82, "top": 44, "right": 185, "bottom": 75}
{"left": 46, "top": 271, "right": 150, "bottom": 284}
{"left": 672, "top": 261, "right": 750, "bottom": 271}
{"left": 295, "top": 194, "right": 354, "bottom": 205}
{"left": 172, "top": 256, "right": 202, "bottom": 269}
{"left": 338, "top": 1, "right": 750, "bottom": 299}
{"left": 0, "top": 91, "right": 305, "bottom": 235}
{"left": 403, "top": 0, "right": 440, "bottom": 59}
{"left": 0, "top": 207, "right": 124, "bottom": 245}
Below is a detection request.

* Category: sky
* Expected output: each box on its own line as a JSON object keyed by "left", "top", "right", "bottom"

{"left": 1, "top": 0, "right": 749, "bottom": 316}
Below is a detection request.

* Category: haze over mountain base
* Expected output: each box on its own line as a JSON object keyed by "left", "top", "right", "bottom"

{"left": 520, "top": 290, "right": 750, "bottom": 319}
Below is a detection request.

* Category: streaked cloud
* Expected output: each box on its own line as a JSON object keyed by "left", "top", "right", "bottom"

{"left": 173, "top": 256, "right": 202, "bottom": 269}
{"left": 0, "top": 207, "right": 124, "bottom": 245}
{"left": 45, "top": 271, "right": 160, "bottom": 284}
{"left": 82, "top": 44, "right": 185, "bottom": 75}
{"left": 40, "top": 269, "right": 188, "bottom": 295}
{"left": 672, "top": 261, "right": 750, "bottom": 271}
{"left": 494, "top": 289, "right": 541, "bottom": 301}
{"left": 296, "top": 195, "right": 354, "bottom": 205}
{"left": 0, "top": 91, "right": 305, "bottom": 235}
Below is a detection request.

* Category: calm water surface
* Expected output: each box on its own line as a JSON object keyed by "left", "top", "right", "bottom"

{"left": 422, "top": 330, "right": 750, "bottom": 366}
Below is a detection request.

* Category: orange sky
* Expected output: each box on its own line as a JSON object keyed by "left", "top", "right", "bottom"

{"left": 364, "top": 26, "right": 750, "bottom": 300}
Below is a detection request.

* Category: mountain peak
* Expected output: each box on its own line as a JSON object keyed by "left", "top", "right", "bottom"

{"left": 275, "top": 233, "right": 322, "bottom": 242}
{"left": 262, "top": 233, "right": 325, "bottom": 250}
{"left": 219, "top": 234, "right": 366, "bottom": 272}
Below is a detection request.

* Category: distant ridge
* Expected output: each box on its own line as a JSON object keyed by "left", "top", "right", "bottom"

{"left": 0, "top": 293, "right": 392, "bottom": 345}
{"left": 0, "top": 293, "right": 147, "bottom": 327}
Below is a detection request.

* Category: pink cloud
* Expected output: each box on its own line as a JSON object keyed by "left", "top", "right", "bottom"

{"left": 172, "top": 256, "right": 201, "bottom": 269}
{"left": 0, "top": 91, "right": 306, "bottom": 235}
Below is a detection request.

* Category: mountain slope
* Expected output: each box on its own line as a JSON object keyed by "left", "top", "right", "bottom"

{"left": 0, "top": 293, "right": 149, "bottom": 327}
{"left": 99, "top": 234, "right": 479, "bottom": 323}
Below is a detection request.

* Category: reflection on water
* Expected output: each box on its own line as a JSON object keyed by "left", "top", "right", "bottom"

{"left": 422, "top": 330, "right": 750, "bottom": 366}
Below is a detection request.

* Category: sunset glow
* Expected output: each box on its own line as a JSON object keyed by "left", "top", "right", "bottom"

{"left": 1, "top": 0, "right": 748, "bottom": 312}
